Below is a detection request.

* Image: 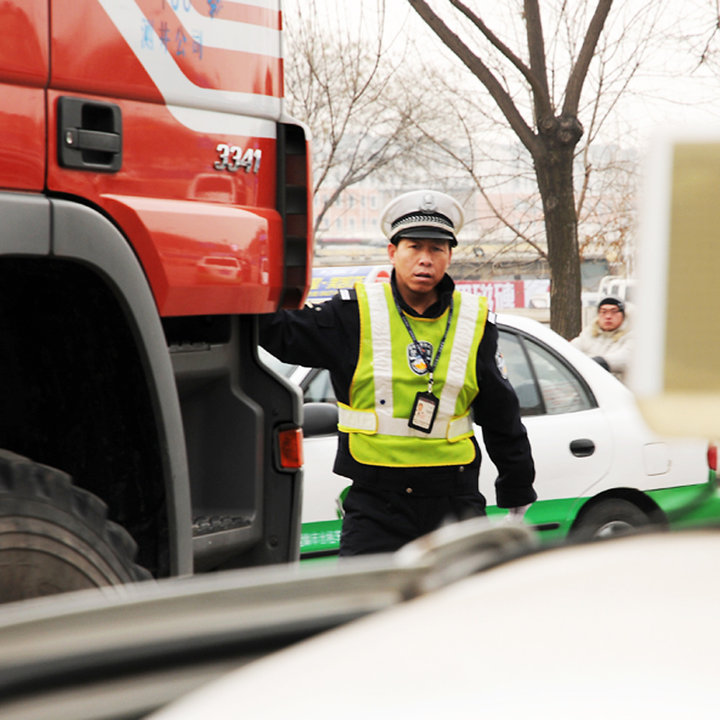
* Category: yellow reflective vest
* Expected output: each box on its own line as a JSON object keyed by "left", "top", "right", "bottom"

{"left": 337, "top": 282, "right": 488, "bottom": 468}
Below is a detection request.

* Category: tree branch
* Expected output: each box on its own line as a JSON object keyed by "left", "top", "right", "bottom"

{"left": 563, "top": 0, "right": 613, "bottom": 113}
{"left": 448, "top": 0, "right": 549, "bottom": 110}
{"left": 407, "top": 0, "right": 539, "bottom": 154}
{"left": 523, "top": 0, "right": 553, "bottom": 120}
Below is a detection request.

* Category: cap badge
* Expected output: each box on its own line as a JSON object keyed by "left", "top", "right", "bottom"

{"left": 419, "top": 194, "right": 437, "bottom": 213}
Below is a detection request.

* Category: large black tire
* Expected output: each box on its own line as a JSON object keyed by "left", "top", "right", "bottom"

{"left": 572, "top": 498, "right": 651, "bottom": 541}
{"left": 0, "top": 450, "right": 152, "bottom": 603}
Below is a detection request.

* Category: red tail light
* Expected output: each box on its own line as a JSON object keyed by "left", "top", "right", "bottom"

{"left": 278, "top": 427, "right": 304, "bottom": 469}
{"left": 707, "top": 442, "right": 718, "bottom": 473}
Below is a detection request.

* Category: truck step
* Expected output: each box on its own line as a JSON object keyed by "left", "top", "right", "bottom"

{"left": 192, "top": 515, "right": 252, "bottom": 536}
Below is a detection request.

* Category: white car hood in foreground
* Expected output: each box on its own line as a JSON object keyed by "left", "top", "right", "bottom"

{"left": 152, "top": 529, "right": 720, "bottom": 719}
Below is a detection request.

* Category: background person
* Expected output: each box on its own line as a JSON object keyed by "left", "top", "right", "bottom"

{"left": 571, "top": 296, "right": 633, "bottom": 383}
{"left": 260, "top": 189, "right": 536, "bottom": 556}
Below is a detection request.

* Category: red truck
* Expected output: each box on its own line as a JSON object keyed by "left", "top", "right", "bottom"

{"left": 0, "top": 0, "right": 312, "bottom": 601}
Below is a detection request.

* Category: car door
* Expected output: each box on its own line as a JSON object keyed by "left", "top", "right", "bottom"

{"left": 477, "top": 326, "right": 613, "bottom": 507}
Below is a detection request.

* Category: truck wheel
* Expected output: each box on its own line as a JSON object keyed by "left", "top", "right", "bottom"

{"left": 572, "top": 498, "right": 650, "bottom": 541}
{"left": 0, "top": 450, "right": 152, "bottom": 603}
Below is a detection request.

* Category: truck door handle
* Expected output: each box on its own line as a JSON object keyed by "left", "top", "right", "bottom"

{"left": 58, "top": 97, "right": 122, "bottom": 172}
{"left": 570, "top": 438, "right": 595, "bottom": 457}
{"left": 64, "top": 128, "right": 121, "bottom": 154}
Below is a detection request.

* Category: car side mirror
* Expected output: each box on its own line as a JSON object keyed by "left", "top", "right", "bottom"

{"left": 303, "top": 402, "right": 338, "bottom": 437}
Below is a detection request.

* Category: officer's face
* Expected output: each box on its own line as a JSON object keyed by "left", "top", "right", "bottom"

{"left": 388, "top": 237, "right": 452, "bottom": 300}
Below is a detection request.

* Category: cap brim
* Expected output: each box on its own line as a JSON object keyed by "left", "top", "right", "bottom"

{"left": 390, "top": 227, "right": 457, "bottom": 245}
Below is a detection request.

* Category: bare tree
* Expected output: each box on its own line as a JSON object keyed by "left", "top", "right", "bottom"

{"left": 406, "top": 0, "right": 636, "bottom": 338}
{"left": 285, "top": 0, "right": 695, "bottom": 332}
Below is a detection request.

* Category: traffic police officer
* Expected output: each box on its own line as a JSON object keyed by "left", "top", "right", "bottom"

{"left": 259, "top": 189, "right": 536, "bottom": 556}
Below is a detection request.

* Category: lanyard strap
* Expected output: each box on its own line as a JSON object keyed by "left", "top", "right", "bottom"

{"left": 395, "top": 296, "right": 454, "bottom": 392}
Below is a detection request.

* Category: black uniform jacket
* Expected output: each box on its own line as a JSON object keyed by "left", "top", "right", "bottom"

{"left": 259, "top": 273, "right": 536, "bottom": 508}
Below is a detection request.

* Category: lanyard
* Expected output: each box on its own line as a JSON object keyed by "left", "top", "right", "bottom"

{"left": 395, "top": 296, "right": 454, "bottom": 393}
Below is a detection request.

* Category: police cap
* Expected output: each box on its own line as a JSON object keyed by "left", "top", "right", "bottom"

{"left": 381, "top": 190, "right": 464, "bottom": 247}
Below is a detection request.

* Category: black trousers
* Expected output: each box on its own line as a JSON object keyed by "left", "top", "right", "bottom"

{"left": 339, "top": 484, "right": 487, "bottom": 557}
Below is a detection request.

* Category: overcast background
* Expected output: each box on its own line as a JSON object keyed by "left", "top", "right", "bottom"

{"left": 283, "top": 0, "right": 720, "bottom": 150}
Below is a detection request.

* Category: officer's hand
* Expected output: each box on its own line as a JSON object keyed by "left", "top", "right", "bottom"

{"left": 506, "top": 504, "right": 532, "bottom": 521}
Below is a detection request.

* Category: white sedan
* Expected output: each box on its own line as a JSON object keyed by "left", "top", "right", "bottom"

{"left": 263, "top": 313, "right": 717, "bottom": 556}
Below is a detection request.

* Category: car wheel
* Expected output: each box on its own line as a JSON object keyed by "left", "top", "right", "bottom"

{"left": 0, "top": 450, "right": 152, "bottom": 603}
{"left": 572, "top": 498, "right": 651, "bottom": 541}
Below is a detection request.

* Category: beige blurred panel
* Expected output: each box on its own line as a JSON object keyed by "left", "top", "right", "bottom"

{"left": 639, "top": 141, "right": 720, "bottom": 438}
{"left": 666, "top": 143, "right": 720, "bottom": 392}
{"left": 638, "top": 393, "right": 720, "bottom": 438}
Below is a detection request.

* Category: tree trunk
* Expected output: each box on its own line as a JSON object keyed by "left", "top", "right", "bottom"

{"left": 533, "top": 115, "right": 583, "bottom": 340}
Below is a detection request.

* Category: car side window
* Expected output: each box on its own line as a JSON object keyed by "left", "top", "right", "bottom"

{"left": 303, "top": 369, "right": 336, "bottom": 404}
{"left": 524, "top": 339, "right": 592, "bottom": 415}
{"left": 498, "top": 330, "right": 544, "bottom": 416}
{"left": 498, "top": 328, "right": 593, "bottom": 416}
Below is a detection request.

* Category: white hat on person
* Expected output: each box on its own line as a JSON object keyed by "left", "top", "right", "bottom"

{"left": 381, "top": 189, "right": 464, "bottom": 247}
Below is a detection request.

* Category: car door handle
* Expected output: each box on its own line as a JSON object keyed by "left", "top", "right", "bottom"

{"left": 570, "top": 438, "right": 595, "bottom": 457}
